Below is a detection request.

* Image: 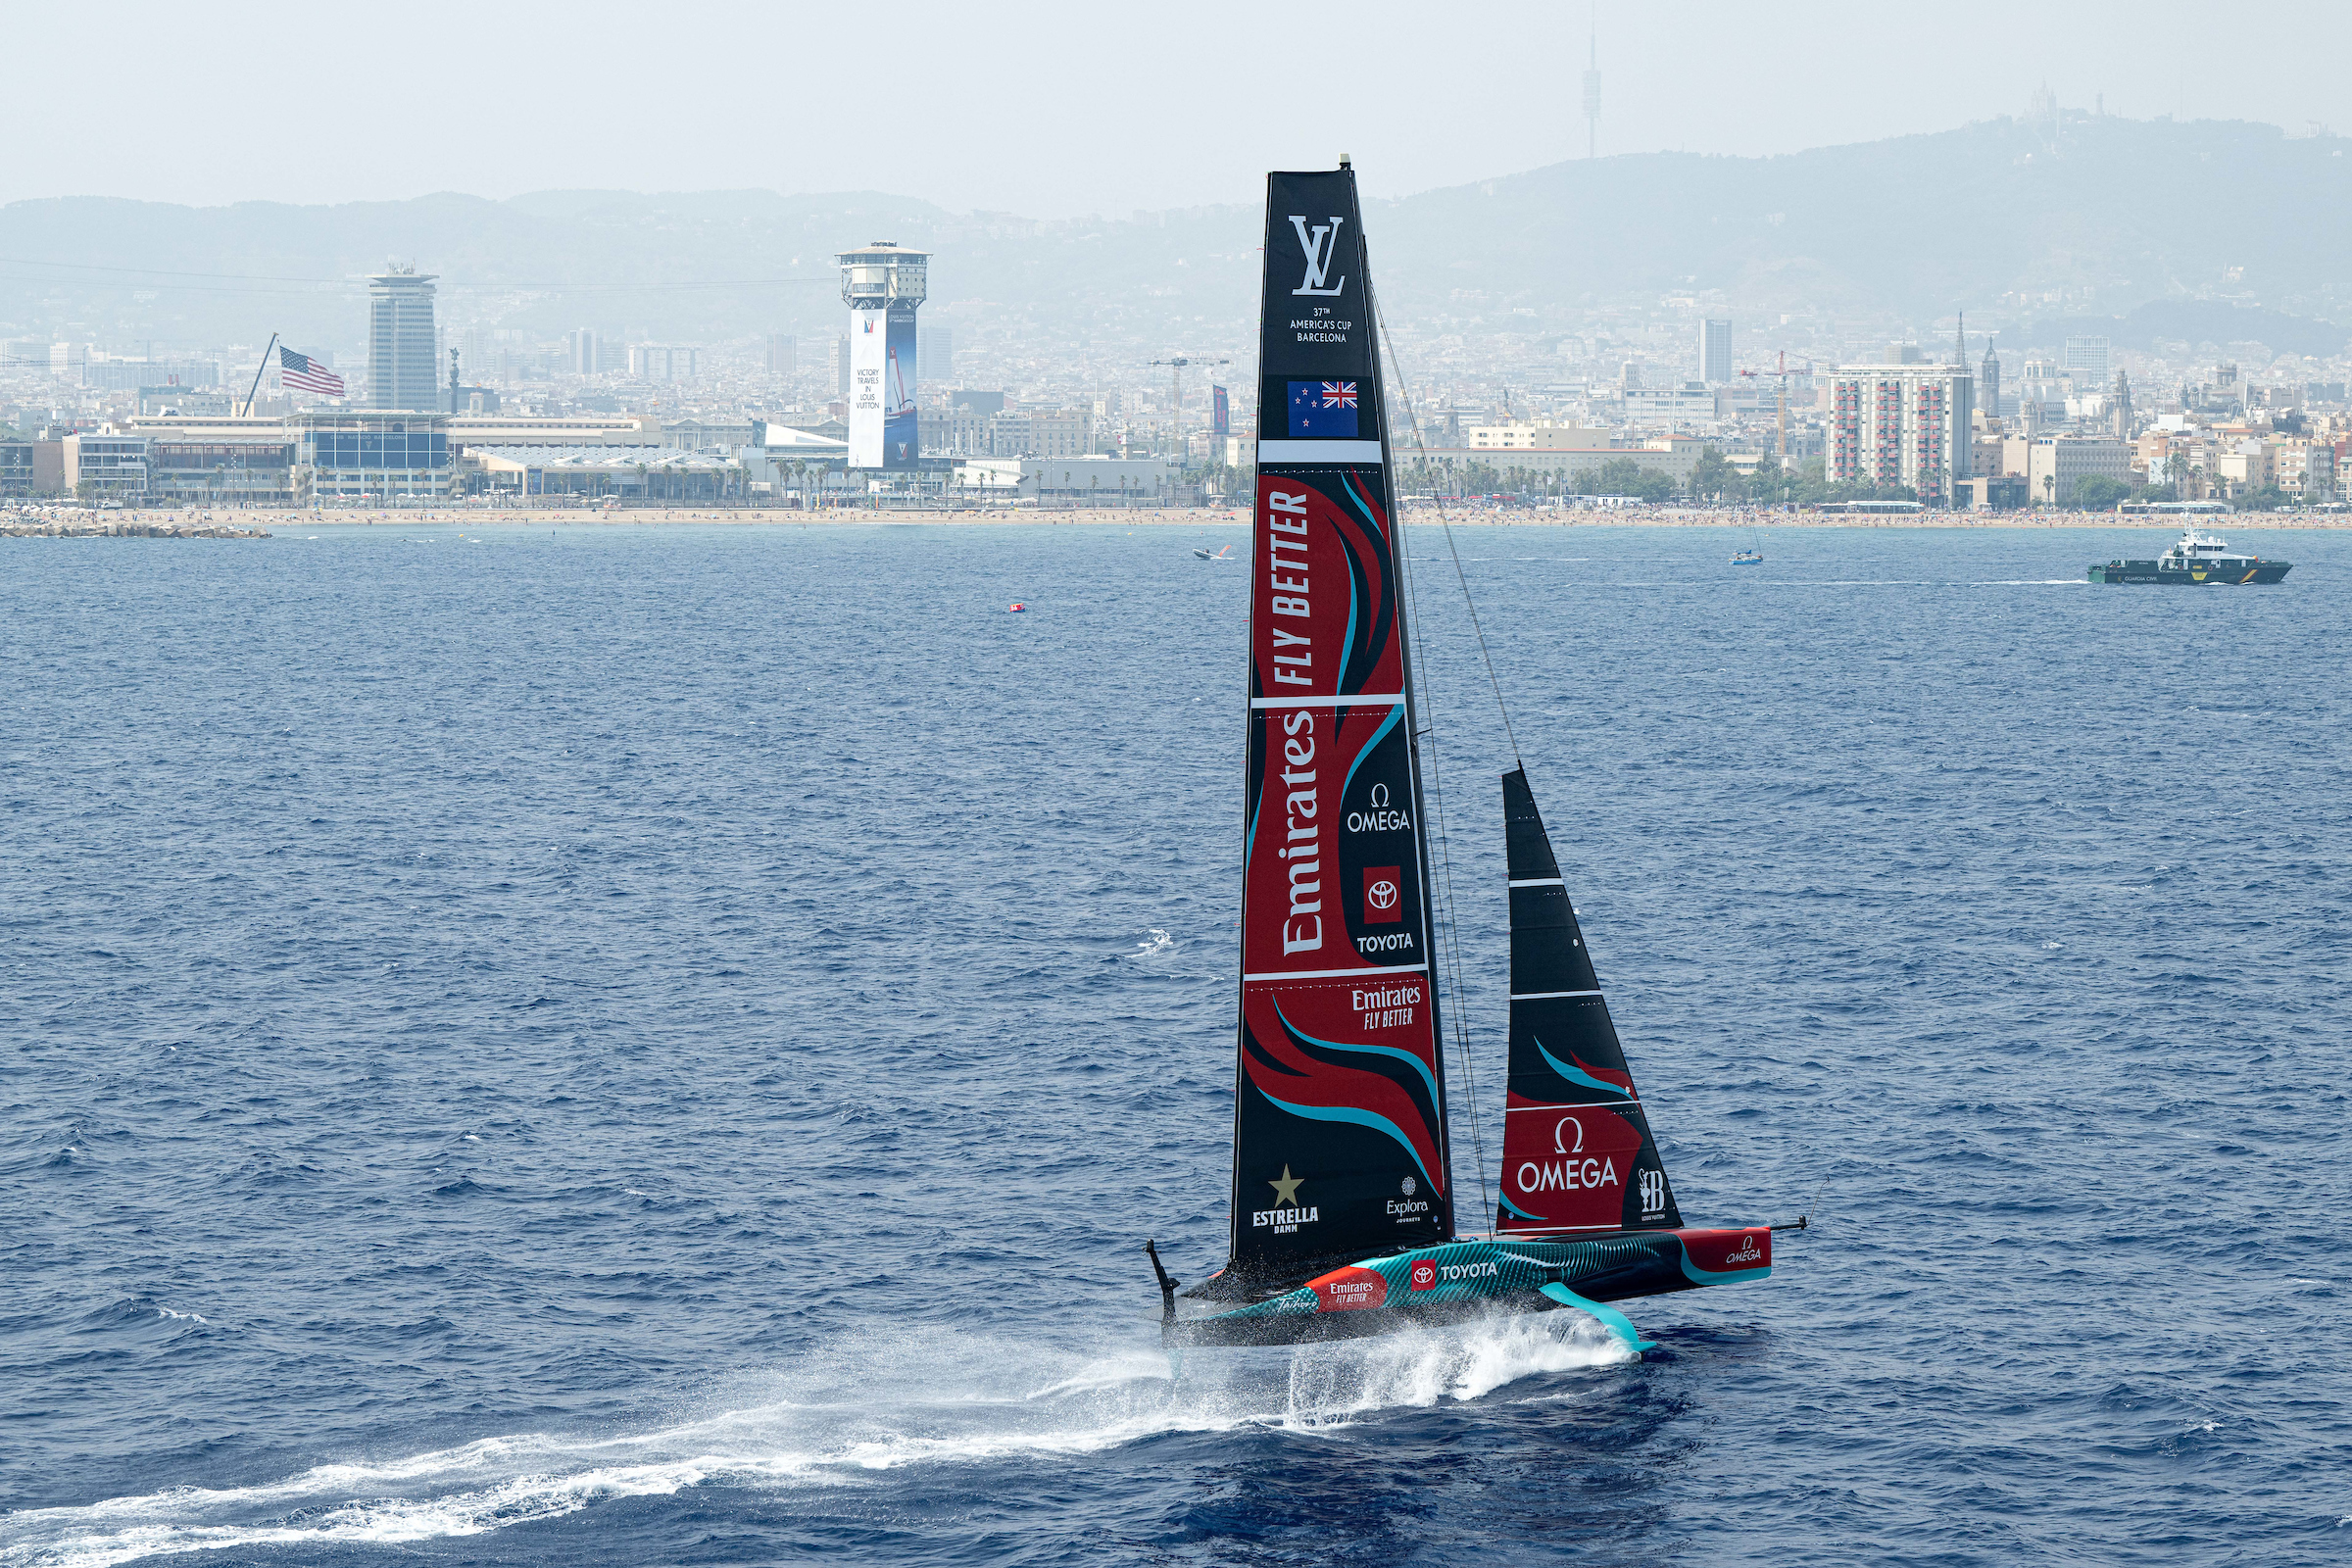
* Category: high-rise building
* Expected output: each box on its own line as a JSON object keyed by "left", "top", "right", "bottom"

{"left": 626, "top": 345, "right": 699, "bottom": 381}
{"left": 917, "top": 324, "right": 953, "bottom": 384}
{"left": 366, "top": 266, "right": 439, "bottom": 411}
{"left": 1824, "top": 362, "right": 1978, "bottom": 502}
{"left": 764, "top": 334, "right": 795, "bottom": 375}
{"left": 1980, "top": 345, "right": 2002, "bottom": 424}
{"left": 1698, "top": 318, "right": 1732, "bottom": 384}
{"left": 833, "top": 334, "right": 852, "bottom": 398}
{"left": 836, "top": 242, "right": 929, "bottom": 469}
{"left": 2064, "top": 335, "right": 2111, "bottom": 386}
{"left": 569, "top": 328, "right": 600, "bottom": 375}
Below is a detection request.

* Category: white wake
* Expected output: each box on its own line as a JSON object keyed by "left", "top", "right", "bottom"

{"left": 0, "top": 1316, "right": 1634, "bottom": 1567}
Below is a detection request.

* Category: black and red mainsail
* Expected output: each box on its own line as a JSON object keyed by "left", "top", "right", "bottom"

{"left": 1223, "top": 166, "right": 1451, "bottom": 1289}
{"left": 1493, "top": 767, "right": 1682, "bottom": 1236}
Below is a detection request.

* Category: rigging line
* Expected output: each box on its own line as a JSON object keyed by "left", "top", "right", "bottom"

{"left": 1397, "top": 512, "right": 1490, "bottom": 1228}
{"left": 1373, "top": 278, "right": 1489, "bottom": 1229}
{"left": 1374, "top": 301, "right": 1522, "bottom": 771}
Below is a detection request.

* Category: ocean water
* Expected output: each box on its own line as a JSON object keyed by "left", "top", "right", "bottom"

{"left": 3, "top": 519, "right": 2347, "bottom": 1567}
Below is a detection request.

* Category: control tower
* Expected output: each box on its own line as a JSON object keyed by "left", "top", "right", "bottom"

{"left": 837, "top": 242, "right": 929, "bottom": 469}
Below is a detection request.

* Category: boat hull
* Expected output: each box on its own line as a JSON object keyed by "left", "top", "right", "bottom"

{"left": 2088, "top": 561, "right": 2290, "bottom": 584}
{"left": 1168, "top": 1227, "right": 1769, "bottom": 1349}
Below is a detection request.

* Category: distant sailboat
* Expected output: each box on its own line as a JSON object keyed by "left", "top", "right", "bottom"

{"left": 1143, "top": 160, "right": 1782, "bottom": 1353}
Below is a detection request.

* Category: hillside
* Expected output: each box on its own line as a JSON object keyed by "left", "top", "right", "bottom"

{"left": 2, "top": 113, "right": 2345, "bottom": 364}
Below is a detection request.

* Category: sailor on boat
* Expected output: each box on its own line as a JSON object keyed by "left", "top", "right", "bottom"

{"left": 1143, "top": 159, "right": 1784, "bottom": 1354}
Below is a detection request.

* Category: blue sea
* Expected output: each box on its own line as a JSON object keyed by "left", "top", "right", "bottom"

{"left": 4, "top": 520, "right": 2347, "bottom": 1567}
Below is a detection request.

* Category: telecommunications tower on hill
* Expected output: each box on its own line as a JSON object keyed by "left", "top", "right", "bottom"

{"left": 837, "top": 242, "right": 929, "bottom": 470}
{"left": 1582, "top": 26, "right": 1600, "bottom": 158}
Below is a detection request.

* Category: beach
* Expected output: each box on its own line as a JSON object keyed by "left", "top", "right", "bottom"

{"left": 12, "top": 501, "right": 2351, "bottom": 532}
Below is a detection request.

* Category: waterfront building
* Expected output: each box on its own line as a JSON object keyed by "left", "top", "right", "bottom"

{"left": 1467, "top": 422, "right": 1612, "bottom": 453}
{"left": 465, "top": 444, "right": 739, "bottom": 504}
{"left": 836, "top": 241, "right": 929, "bottom": 469}
{"left": 63, "top": 433, "right": 149, "bottom": 498}
{"left": 295, "top": 411, "right": 451, "bottom": 501}
{"left": 1824, "top": 361, "right": 1977, "bottom": 501}
{"left": 1399, "top": 439, "right": 1703, "bottom": 490}
{"left": 1019, "top": 455, "right": 1182, "bottom": 500}
{"left": 147, "top": 437, "right": 296, "bottom": 503}
{"left": 2024, "top": 433, "right": 2130, "bottom": 506}
{"left": 367, "top": 267, "right": 440, "bottom": 412}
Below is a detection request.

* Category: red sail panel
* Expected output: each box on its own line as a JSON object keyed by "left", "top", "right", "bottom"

{"left": 1226, "top": 166, "right": 1450, "bottom": 1286}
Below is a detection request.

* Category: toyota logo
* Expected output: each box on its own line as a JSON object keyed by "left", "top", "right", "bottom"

{"left": 1367, "top": 878, "right": 1398, "bottom": 910}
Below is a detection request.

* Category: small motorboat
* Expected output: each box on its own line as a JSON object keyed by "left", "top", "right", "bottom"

{"left": 1731, "top": 549, "right": 1764, "bottom": 566}
{"left": 1194, "top": 545, "right": 1236, "bottom": 562}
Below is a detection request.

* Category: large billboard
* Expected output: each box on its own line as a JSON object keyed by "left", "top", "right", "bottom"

{"left": 885, "top": 303, "right": 918, "bottom": 468}
{"left": 848, "top": 309, "right": 886, "bottom": 467}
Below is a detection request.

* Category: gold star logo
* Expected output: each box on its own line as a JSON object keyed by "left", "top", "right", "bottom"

{"left": 1268, "top": 1165, "right": 1304, "bottom": 1205}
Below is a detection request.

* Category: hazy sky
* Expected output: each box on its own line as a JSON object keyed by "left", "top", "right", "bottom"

{"left": 13, "top": 0, "right": 2346, "bottom": 215}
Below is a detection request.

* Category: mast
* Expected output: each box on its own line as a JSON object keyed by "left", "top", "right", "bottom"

{"left": 1221, "top": 162, "right": 1451, "bottom": 1291}
{"left": 1493, "top": 768, "right": 1681, "bottom": 1236}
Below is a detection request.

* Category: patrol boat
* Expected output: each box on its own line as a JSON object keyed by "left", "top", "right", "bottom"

{"left": 1141, "top": 160, "right": 1781, "bottom": 1354}
{"left": 2090, "top": 526, "right": 2291, "bottom": 584}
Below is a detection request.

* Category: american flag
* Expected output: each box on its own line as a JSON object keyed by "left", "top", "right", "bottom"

{"left": 1320, "top": 381, "right": 1357, "bottom": 409}
{"left": 279, "top": 346, "right": 345, "bottom": 397}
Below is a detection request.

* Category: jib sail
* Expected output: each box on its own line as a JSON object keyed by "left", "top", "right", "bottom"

{"left": 1494, "top": 767, "right": 1683, "bottom": 1236}
{"left": 1226, "top": 165, "right": 1451, "bottom": 1286}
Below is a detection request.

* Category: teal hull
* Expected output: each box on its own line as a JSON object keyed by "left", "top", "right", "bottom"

{"left": 1169, "top": 1227, "right": 1771, "bottom": 1350}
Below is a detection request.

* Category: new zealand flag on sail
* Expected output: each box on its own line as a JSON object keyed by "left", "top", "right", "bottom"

{"left": 1288, "top": 380, "right": 1359, "bottom": 438}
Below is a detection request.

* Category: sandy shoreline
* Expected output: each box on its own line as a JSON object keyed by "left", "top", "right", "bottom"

{"left": 20, "top": 503, "right": 2352, "bottom": 532}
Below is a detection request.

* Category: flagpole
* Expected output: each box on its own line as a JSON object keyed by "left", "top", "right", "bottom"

{"left": 239, "top": 332, "right": 279, "bottom": 417}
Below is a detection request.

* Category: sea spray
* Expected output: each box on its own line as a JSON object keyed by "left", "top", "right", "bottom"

{"left": 0, "top": 1319, "right": 1633, "bottom": 1568}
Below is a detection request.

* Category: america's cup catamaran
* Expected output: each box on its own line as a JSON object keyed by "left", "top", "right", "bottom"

{"left": 1143, "top": 161, "right": 1783, "bottom": 1351}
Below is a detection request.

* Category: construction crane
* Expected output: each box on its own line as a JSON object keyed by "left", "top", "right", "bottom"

{"left": 1739, "top": 351, "right": 1813, "bottom": 461}
{"left": 1149, "top": 356, "right": 1230, "bottom": 459}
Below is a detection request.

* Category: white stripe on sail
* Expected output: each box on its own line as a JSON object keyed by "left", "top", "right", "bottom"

{"left": 1507, "top": 878, "right": 1564, "bottom": 887}
{"left": 1246, "top": 963, "right": 1430, "bottom": 982}
{"left": 1507, "top": 990, "right": 1601, "bottom": 1000}
{"left": 1256, "top": 440, "right": 1387, "bottom": 463}
{"left": 1250, "top": 693, "right": 1404, "bottom": 709}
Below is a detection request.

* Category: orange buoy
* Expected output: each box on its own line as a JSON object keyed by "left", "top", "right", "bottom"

{"left": 1008, "top": 603, "right": 1026, "bottom": 612}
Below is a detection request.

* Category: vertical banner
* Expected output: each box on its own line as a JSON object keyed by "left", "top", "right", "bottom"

{"left": 884, "top": 303, "right": 918, "bottom": 469}
{"left": 1212, "top": 384, "right": 1230, "bottom": 438}
{"left": 848, "top": 310, "right": 886, "bottom": 468}
{"left": 1228, "top": 167, "right": 1450, "bottom": 1283}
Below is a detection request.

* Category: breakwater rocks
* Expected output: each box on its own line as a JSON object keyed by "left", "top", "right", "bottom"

{"left": 3, "top": 517, "right": 270, "bottom": 539}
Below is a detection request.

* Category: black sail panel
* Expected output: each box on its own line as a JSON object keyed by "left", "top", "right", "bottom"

{"left": 1494, "top": 767, "right": 1684, "bottom": 1236}
{"left": 1222, "top": 165, "right": 1452, "bottom": 1292}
